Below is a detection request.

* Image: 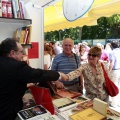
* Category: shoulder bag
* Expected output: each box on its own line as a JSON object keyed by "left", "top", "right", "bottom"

{"left": 101, "top": 63, "right": 119, "bottom": 97}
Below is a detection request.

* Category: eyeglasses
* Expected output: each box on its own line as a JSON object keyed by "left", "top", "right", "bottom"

{"left": 88, "top": 53, "right": 98, "bottom": 57}
{"left": 15, "top": 50, "right": 24, "bottom": 54}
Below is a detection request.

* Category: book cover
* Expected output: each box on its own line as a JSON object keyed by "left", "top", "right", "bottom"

{"left": 19, "top": 27, "right": 27, "bottom": 44}
{"left": 53, "top": 97, "right": 76, "bottom": 109}
{"left": 15, "top": 0, "right": 20, "bottom": 18}
{"left": 18, "top": 105, "right": 51, "bottom": 120}
{"left": 53, "top": 97, "right": 77, "bottom": 112}
{"left": 13, "top": 28, "right": 21, "bottom": 41}
{"left": 75, "top": 100, "right": 93, "bottom": 111}
{"left": 11, "top": 0, "right": 17, "bottom": 18}
{"left": 42, "top": 82, "right": 81, "bottom": 98}
{"left": 56, "top": 107, "right": 78, "bottom": 120}
{"left": 26, "top": 26, "right": 32, "bottom": 44}
{"left": 24, "top": 28, "right": 29, "bottom": 44}
{"left": 29, "top": 86, "right": 55, "bottom": 115}
{"left": 22, "top": 92, "right": 36, "bottom": 109}
{"left": 44, "top": 115, "right": 61, "bottom": 120}
{"left": 6, "top": 1, "right": 12, "bottom": 18}
{"left": 2, "top": 0, "right": 7, "bottom": 17}
{"left": 73, "top": 95, "right": 90, "bottom": 103}
{"left": 19, "top": 0, "right": 25, "bottom": 19}
{"left": 93, "top": 98, "right": 108, "bottom": 116}
{"left": 58, "top": 99, "right": 93, "bottom": 119}
{"left": 69, "top": 108, "right": 107, "bottom": 120}
{"left": 56, "top": 88, "right": 81, "bottom": 98}
{"left": 107, "top": 107, "right": 120, "bottom": 117}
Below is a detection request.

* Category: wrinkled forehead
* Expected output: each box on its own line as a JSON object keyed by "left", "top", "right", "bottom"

{"left": 63, "top": 39, "right": 74, "bottom": 46}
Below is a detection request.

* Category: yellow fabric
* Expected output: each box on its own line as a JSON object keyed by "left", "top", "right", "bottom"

{"left": 44, "top": 0, "right": 120, "bottom": 32}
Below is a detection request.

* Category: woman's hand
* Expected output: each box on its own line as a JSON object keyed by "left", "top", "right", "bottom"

{"left": 60, "top": 72, "right": 69, "bottom": 81}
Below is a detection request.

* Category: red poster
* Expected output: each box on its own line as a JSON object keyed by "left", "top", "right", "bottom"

{"left": 28, "top": 42, "right": 39, "bottom": 59}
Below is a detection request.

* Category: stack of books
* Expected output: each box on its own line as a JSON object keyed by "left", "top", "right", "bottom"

{"left": 69, "top": 107, "right": 107, "bottom": 120}
{"left": 69, "top": 98, "right": 108, "bottom": 120}
{"left": 56, "top": 98, "right": 92, "bottom": 120}
{"left": 0, "top": 0, "right": 25, "bottom": 19}
{"left": 13, "top": 26, "right": 32, "bottom": 44}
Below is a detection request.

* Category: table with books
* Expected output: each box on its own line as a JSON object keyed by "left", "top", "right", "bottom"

{"left": 18, "top": 86, "right": 120, "bottom": 120}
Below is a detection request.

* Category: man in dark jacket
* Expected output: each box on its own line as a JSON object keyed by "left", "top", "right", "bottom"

{"left": 0, "top": 38, "right": 64, "bottom": 120}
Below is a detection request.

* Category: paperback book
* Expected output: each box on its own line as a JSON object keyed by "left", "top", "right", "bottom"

{"left": 93, "top": 98, "right": 108, "bottom": 116}
{"left": 53, "top": 97, "right": 78, "bottom": 112}
{"left": 17, "top": 105, "right": 51, "bottom": 120}
{"left": 55, "top": 99, "right": 93, "bottom": 120}
{"left": 69, "top": 98, "right": 109, "bottom": 120}
{"left": 75, "top": 99, "right": 93, "bottom": 111}
{"left": 29, "top": 86, "right": 55, "bottom": 114}
{"left": 56, "top": 88, "right": 81, "bottom": 98}
{"left": 43, "top": 115, "right": 61, "bottom": 120}
{"left": 42, "top": 81, "right": 81, "bottom": 98}
{"left": 73, "top": 95, "right": 90, "bottom": 103}
{"left": 69, "top": 108, "right": 107, "bottom": 120}
{"left": 56, "top": 107, "right": 78, "bottom": 120}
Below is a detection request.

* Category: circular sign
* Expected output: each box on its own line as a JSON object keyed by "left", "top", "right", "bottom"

{"left": 63, "top": 0, "right": 94, "bottom": 21}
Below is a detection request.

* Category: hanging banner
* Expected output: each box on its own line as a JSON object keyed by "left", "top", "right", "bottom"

{"left": 28, "top": 42, "right": 39, "bottom": 59}
{"left": 63, "top": 0, "right": 94, "bottom": 21}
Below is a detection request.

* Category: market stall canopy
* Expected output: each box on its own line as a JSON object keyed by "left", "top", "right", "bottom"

{"left": 44, "top": 0, "right": 120, "bottom": 32}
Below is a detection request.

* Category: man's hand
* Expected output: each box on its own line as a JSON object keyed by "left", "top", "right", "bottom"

{"left": 55, "top": 80, "right": 64, "bottom": 89}
{"left": 60, "top": 72, "right": 69, "bottom": 81}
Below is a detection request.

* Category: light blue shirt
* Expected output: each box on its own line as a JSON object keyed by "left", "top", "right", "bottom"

{"left": 109, "top": 48, "right": 120, "bottom": 69}
{"left": 51, "top": 52, "right": 80, "bottom": 85}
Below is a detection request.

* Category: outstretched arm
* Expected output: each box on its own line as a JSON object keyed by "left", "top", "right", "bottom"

{"left": 59, "top": 66, "right": 82, "bottom": 81}
{"left": 59, "top": 72, "right": 69, "bottom": 81}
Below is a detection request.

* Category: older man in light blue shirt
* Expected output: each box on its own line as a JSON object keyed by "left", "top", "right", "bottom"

{"left": 51, "top": 38, "right": 82, "bottom": 92}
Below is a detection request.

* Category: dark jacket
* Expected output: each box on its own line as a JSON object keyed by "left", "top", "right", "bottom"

{"left": 0, "top": 56, "right": 59, "bottom": 120}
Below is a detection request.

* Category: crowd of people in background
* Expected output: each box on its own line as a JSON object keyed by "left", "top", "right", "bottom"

{"left": 44, "top": 39, "right": 120, "bottom": 108}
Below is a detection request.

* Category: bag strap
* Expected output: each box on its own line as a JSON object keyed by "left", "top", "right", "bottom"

{"left": 73, "top": 53, "right": 81, "bottom": 85}
{"left": 101, "top": 62, "right": 109, "bottom": 82}
{"left": 73, "top": 53, "right": 78, "bottom": 68}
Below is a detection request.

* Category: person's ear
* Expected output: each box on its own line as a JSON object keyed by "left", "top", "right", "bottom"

{"left": 9, "top": 50, "right": 16, "bottom": 58}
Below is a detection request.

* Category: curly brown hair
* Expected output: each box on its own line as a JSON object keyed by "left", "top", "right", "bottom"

{"left": 89, "top": 46, "right": 102, "bottom": 57}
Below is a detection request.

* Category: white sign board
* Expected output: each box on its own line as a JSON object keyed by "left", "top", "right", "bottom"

{"left": 63, "top": 0, "right": 94, "bottom": 21}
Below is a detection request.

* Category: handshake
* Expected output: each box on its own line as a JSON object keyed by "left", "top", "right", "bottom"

{"left": 59, "top": 72, "right": 69, "bottom": 81}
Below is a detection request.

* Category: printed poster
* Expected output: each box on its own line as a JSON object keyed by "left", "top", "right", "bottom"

{"left": 28, "top": 42, "right": 39, "bottom": 59}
